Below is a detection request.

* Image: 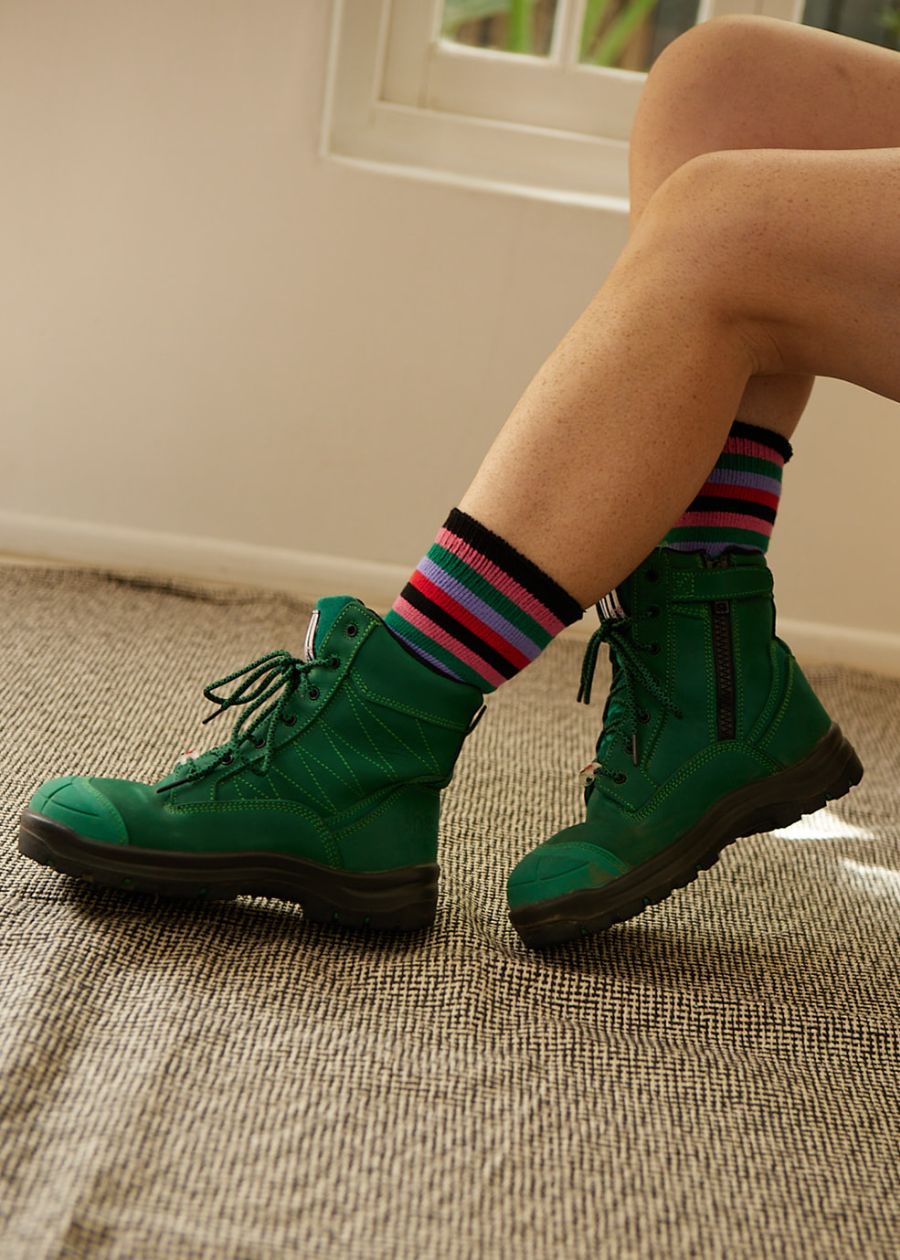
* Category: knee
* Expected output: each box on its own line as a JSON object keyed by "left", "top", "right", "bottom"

{"left": 634, "top": 17, "right": 798, "bottom": 161}
{"left": 639, "top": 149, "right": 750, "bottom": 256}
{"left": 646, "top": 15, "right": 789, "bottom": 104}
{"left": 633, "top": 151, "right": 786, "bottom": 372}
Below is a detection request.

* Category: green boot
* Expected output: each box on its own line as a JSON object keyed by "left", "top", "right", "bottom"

{"left": 19, "top": 596, "right": 485, "bottom": 930}
{"left": 508, "top": 547, "right": 863, "bottom": 947}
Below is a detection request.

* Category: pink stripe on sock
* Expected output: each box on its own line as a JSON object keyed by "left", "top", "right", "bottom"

{"left": 435, "top": 529, "right": 564, "bottom": 635}
{"left": 680, "top": 510, "right": 774, "bottom": 536}
{"left": 393, "top": 596, "right": 506, "bottom": 688}
{"left": 724, "top": 436, "right": 786, "bottom": 466}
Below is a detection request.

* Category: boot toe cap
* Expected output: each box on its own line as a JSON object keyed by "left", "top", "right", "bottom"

{"left": 507, "top": 831, "right": 631, "bottom": 910}
{"left": 27, "top": 776, "right": 129, "bottom": 845}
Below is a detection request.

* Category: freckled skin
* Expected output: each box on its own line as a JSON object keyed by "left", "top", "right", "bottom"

{"left": 458, "top": 17, "right": 900, "bottom": 607}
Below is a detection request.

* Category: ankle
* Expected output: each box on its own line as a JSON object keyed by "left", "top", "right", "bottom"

{"left": 384, "top": 507, "right": 583, "bottom": 693}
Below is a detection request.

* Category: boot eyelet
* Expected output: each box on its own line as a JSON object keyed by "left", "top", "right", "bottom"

{"left": 638, "top": 710, "right": 650, "bottom": 724}
{"left": 308, "top": 686, "right": 320, "bottom": 700}
{"left": 647, "top": 643, "right": 661, "bottom": 656}
{"left": 281, "top": 713, "right": 297, "bottom": 727}
{"left": 252, "top": 737, "right": 265, "bottom": 749}
{"left": 329, "top": 656, "right": 340, "bottom": 669}
{"left": 645, "top": 569, "right": 659, "bottom": 583}
{"left": 647, "top": 605, "right": 660, "bottom": 618}
{"left": 346, "top": 624, "right": 358, "bottom": 638}
{"left": 614, "top": 772, "right": 627, "bottom": 784}
{"left": 221, "top": 753, "right": 234, "bottom": 765}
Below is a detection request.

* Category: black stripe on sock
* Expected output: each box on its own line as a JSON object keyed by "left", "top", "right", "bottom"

{"left": 444, "top": 508, "right": 583, "bottom": 625}
{"left": 689, "top": 495, "right": 777, "bottom": 524}
{"left": 400, "top": 582, "right": 519, "bottom": 679}
{"left": 730, "top": 419, "right": 794, "bottom": 464}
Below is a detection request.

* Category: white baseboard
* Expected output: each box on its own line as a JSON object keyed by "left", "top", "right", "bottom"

{"left": 2, "top": 508, "right": 899, "bottom": 677}
{"left": 0, "top": 508, "right": 410, "bottom": 610}
{"left": 765, "top": 620, "right": 900, "bottom": 680}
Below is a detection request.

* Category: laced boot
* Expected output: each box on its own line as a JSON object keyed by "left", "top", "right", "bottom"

{"left": 19, "top": 596, "right": 485, "bottom": 931}
{"left": 508, "top": 547, "right": 863, "bottom": 947}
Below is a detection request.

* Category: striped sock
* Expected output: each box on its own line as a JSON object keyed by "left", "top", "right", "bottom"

{"left": 384, "top": 508, "right": 583, "bottom": 692}
{"left": 662, "top": 419, "right": 793, "bottom": 556}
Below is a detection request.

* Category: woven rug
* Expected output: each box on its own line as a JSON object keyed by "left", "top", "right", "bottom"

{"left": 1, "top": 564, "right": 897, "bottom": 1260}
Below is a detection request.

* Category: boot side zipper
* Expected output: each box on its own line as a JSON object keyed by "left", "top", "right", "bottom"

{"left": 711, "top": 600, "right": 736, "bottom": 740}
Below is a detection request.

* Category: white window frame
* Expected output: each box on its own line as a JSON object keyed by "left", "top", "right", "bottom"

{"left": 322, "top": 0, "right": 805, "bottom": 211}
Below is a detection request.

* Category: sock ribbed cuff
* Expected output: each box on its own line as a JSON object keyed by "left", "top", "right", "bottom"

{"left": 384, "top": 508, "right": 583, "bottom": 692}
{"left": 663, "top": 419, "right": 792, "bottom": 556}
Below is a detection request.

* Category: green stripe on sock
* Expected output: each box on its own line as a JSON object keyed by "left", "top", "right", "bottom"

{"left": 665, "top": 525, "right": 770, "bottom": 549}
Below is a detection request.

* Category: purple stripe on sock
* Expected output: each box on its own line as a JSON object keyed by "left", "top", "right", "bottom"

{"left": 389, "top": 628, "right": 464, "bottom": 681}
{"left": 707, "top": 468, "right": 783, "bottom": 496}
{"left": 417, "top": 556, "right": 542, "bottom": 661}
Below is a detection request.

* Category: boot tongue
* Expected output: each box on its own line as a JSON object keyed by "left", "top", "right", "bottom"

{"left": 597, "top": 583, "right": 629, "bottom": 621}
{"left": 303, "top": 595, "right": 363, "bottom": 660}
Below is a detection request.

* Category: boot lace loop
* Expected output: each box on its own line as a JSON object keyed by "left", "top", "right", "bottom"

{"left": 158, "top": 649, "right": 333, "bottom": 792}
{"left": 578, "top": 608, "right": 682, "bottom": 773}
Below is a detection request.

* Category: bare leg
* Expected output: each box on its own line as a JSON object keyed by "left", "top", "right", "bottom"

{"left": 629, "top": 15, "right": 900, "bottom": 440}
{"left": 460, "top": 143, "right": 900, "bottom": 606}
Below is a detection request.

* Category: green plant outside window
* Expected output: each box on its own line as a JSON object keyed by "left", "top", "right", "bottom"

{"left": 441, "top": 0, "right": 900, "bottom": 73}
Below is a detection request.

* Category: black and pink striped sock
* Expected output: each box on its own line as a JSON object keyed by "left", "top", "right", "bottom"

{"left": 662, "top": 420, "right": 793, "bottom": 556}
{"left": 384, "top": 509, "right": 583, "bottom": 692}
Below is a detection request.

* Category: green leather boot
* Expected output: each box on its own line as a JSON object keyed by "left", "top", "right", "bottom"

{"left": 508, "top": 547, "right": 863, "bottom": 947}
{"left": 19, "top": 596, "right": 485, "bottom": 930}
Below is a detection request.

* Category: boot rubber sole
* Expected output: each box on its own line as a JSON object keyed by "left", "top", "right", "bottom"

{"left": 17, "top": 812, "right": 438, "bottom": 932}
{"left": 509, "top": 723, "right": 864, "bottom": 949}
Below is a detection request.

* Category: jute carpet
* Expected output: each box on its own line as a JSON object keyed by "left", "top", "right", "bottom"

{"left": 1, "top": 564, "right": 897, "bottom": 1260}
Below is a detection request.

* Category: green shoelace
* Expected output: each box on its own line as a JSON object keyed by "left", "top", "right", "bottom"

{"left": 157, "top": 648, "right": 336, "bottom": 793}
{"left": 578, "top": 608, "right": 682, "bottom": 779}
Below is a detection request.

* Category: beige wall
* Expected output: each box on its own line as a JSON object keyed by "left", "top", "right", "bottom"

{"left": 2, "top": 2, "right": 898, "bottom": 669}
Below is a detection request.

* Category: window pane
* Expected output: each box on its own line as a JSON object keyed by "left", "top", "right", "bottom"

{"left": 801, "top": 0, "right": 900, "bottom": 50}
{"left": 441, "top": 1, "right": 559, "bottom": 57}
{"left": 579, "top": 0, "right": 700, "bottom": 72}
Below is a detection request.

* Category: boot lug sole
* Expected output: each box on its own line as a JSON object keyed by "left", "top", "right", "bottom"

{"left": 510, "top": 723, "right": 864, "bottom": 949}
{"left": 17, "top": 812, "right": 438, "bottom": 932}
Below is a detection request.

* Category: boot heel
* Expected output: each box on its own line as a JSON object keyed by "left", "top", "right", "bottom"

{"left": 735, "top": 723, "right": 864, "bottom": 839}
{"left": 819, "top": 725, "right": 865, "bottom": 803}
{"left": 293, "top": 859, "right": 439, "bottom": 932}
{"left": 299, "top": 873, "right": 438, "bottom": 932}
